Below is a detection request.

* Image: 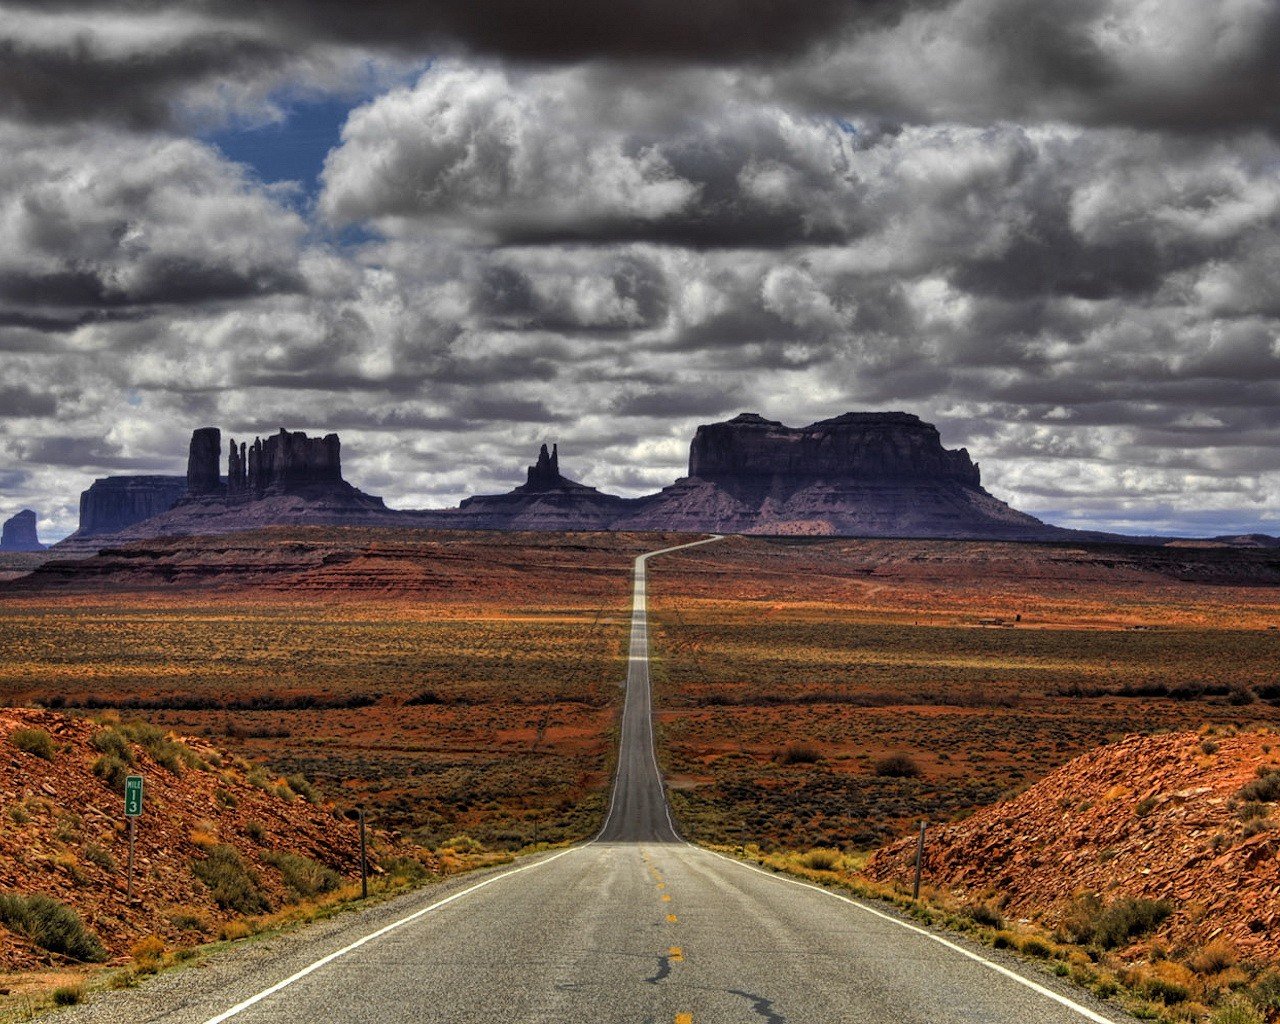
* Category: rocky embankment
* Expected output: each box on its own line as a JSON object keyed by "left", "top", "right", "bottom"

{"left": 0, "top": 708, "right": 432, "bottom": 971}
{"left": 866, "top": 730, "right": 1280, "bottom": 960}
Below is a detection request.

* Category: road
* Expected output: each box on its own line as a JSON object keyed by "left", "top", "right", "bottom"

{"left": 63, "top": 537, "right": 1133, "bottom": 1024}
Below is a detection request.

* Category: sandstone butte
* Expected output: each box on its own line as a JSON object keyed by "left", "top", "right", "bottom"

{"left": 866, "top": 730, "right": 1280, "bottom": 962}
{"left": 0, "top": 709, "right": 435, "bottom": 972}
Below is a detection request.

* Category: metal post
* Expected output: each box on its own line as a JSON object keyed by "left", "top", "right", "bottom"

{"left": 127, "top": 817, "right": 136, "bottom": 902}
{"left": 359, "top": 808, "right": 368, "bottom": 899}
{"left": 912, "top": 820, "right": 926, "bottom": 901}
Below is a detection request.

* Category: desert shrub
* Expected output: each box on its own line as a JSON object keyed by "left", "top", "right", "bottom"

{"left": 1058, "top": 894, "right": 1173, "bottom": 949}
{"left": 131, "top": 935, "right": 166, "bottom": 971}
{"left": 964, "top": 903, "right": 1005, "bottom": 929}
{"left": 1188, "top": 938, "right": 1237, "bottom": 974}
{"left": 873, "top": 753, "right": 922, "bottom": 778}
{"left": 263, "top": 851, "right": 341, "bottom": 900}
{"left": 286, "top": 773, "right": 320, "bottom": 805}
{"left": 778, "top": 741, "right": 821, "bottom": 765}
{"left": 93, "top": 753, "right": 130, "bottom": 792}
{"left": 1201, "top": 739, "right": 1221, "bottom": 755}
{"left": 1135, "top": 796, "right": 1159, "bottom": 817}
{"left": 1237, "top": 801, "right": 1269, "bottom": 822}
{"left": 11, "top": 728, "right": 55, "bottom": 759}
{"left": 190, "top": 845, "right": 270, "bottom": 915}
{"left": 83, "top": 843, "right": 116, "bottom": 871}
{"left": 168, "top": 907, "right": 210, "bottom": 933}
{"left": 438, "top": 834, "right": 483, "bottom": 854}
{"left": 1247, "top": 970, "right": 1280, "bottom": 1010}
{"left": 90, "top": 727, "right": 132, "bottom": 762}
{"left": 1142, "top": 974, "right": 1191, "bottom": 1005}
{"left": 381, "top": 855, "right": 432, "bottom": 884}
{"left": 801, "top": 848, "right": 841, "bottom": 871}
{"left": 119, "top": 721, "right": 203, "bottom": 775}
{"left": 0, "top": 893, "right": 106, "bottom": 961}
{"left": 405, "top": 690, "right": 443, "bottom": 706}
{"left": 245, "top": 821, "right": 267, "bottom": 844}
{"left": 1018, "top": 936, "right": 1056, "bottom": 959}
{"left": 52, "top": 986, "right": 84, "bottom": 1006}
{"left": 1237, "top": 769, "right": 1280, "bottom": 803}
{"left": 1212, "top": 998, "right": 1264, "bottom": 1024}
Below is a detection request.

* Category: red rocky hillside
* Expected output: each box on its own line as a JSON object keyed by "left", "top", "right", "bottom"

{"left": 866, "top": 729, "right": 1280, "bottom": 959}
{"left": 0, "top": 708, "right": 428, "bottom": 970}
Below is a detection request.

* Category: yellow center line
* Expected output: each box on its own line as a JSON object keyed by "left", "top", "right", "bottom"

{"left": 676, "top": 1015, "right": 693, "bottom": 1024}
{"left": 661, "top": 894, "right": 671, "bottom": 902}
{"left": 666, "top": 913, "right": 678, "bottom": 923}
{"left": 669, "top": 946, "right": 683, "bottom": 962}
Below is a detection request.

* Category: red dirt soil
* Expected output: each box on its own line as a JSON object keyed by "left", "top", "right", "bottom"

{"left": 866, "top": 729, "right": 1280, "bottom": 960}
{"left": 0, "top": 708, "right": 427, "bottom": 972}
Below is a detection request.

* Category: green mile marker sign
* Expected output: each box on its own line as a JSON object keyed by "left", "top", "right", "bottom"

{"left": 125, "top": 775, "right": 143, "bottom": 817}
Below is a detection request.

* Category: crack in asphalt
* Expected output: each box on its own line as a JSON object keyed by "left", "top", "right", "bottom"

{"left": 728, "top": 988, "right": 787, "bottom": 1024}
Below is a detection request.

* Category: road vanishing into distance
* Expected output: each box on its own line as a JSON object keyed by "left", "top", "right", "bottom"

{"left": 63, "top": 538, "right": 1134, "bottom": 1024}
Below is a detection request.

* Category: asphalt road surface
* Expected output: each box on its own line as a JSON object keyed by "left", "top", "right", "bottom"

{"left": 63, "top": 537, "right": 1135, "bottom": 1024}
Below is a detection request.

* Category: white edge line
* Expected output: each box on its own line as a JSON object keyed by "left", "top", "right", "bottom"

{"left": 701, "top": 848, "right": 1120, "bottom": 1024}
{"left": 206, "top": 534, "right": 722, "bottom": 1022}
{"left": 633, "top": 534, "right": 1117, "bottom": 1024}
{"left": 202, "top": 845, "right": 579, "bottom": 1024}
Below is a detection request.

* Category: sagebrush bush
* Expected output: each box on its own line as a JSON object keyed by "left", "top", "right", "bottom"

{"left": 0, "top": 893, "right": 106, "bottom": 961}
{"left": 190, "top": 845, "right": 270, "bottom": 914}
{"left": 11, "top": 728, "right": 55, "bottom": 759}
{"left": 1237, "top": 769, "right": 1280, "bottom": 803}
{"left": 286, "top": 774, "right": 320, "bottom": 805}
{"left": 52, "top": 986, "right": 84, "bottom": 1006}
{"left": 93, "top": 753, "right": 130, "bottom": 792}
{"left": 263, "top": 851, "right": 341, "bottom": 900}
{"left": 800, "top": 848, "right": 841, "bottom": 871}
{"left": 1058, "top": 894, "right": 1173, "bottom": 949}
{"left": 873, "top": 753, "right": 922, "bottom": 778}
{"left": 778, "top": 741, "right": 821, "bottom": 765}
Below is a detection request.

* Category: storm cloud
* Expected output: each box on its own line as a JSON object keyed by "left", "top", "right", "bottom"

{"left": 2, "top": 1, "right": 1280, "bottom": 540}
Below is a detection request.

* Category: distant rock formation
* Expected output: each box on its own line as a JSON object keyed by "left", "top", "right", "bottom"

{"left": 454, "top": 443, "right": 631, "bottom": 529}
{"left": 1, "top": 510, "right": 45, "bottom": 551}
{"left": 187, "top": 428, "right": 222, "bottom": 496}
{"left": 74, "top": 476, "right": 188, "bottom": 537}
{"left": 39, "top": 412, "right": 1123, "bottom": 552}
{"left": 689, "top": 412, "right": 981, "bottom": 488}
{"left": 615, "top": 412, "right": 1065, "bottom": 540}
{"left": 226, "top": 429, "right": 344, "bottom": 497}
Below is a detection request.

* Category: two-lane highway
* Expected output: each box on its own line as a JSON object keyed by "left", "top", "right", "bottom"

{"left": 64, "top": 537, "right": 1134, "bottom": 1024}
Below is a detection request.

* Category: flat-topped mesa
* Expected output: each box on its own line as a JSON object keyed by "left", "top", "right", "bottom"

{"left": 688, "top": 412, "right": 981, "bottom": 488}
{"left": 76, "top": 476, "right": 188, "bottom": 536}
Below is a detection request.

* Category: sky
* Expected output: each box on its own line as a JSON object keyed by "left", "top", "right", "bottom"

{"left": 2, "top": 1, "right": 1280, "bottom": 541}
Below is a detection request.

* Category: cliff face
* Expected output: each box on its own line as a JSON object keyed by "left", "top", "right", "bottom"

{"left": 617, "top": 412, "right": 1061, "bottom": 540}
{"left": 75, "top": 476, "right": 188, "bottom": 536}
{"left": 228, "top": 429, "right": 344, "bottom": 497}
{"left": 688, "top": 412, "right": 981, "bottom": 489}
{"left": 0, "top": 509, "right": 45, "bottom": 551}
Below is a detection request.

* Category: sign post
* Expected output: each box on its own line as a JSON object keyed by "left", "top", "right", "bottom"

{"left": 358, "top": 808, "right": 368, "bottom": 899}
{"left": 125, "top": 775, "right": 143, "bottom": 902}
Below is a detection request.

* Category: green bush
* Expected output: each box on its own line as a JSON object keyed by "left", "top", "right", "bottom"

{"left": 11, "top": 728, "right": 55, "bottom": 759}
{"left": 1058, "top": 894, "right": 1173, "bottom": 949}
{"left": 1237, "top": 769, "right": 1280, "bottom": 803}
{"left": 0, "top": 893, "right": 106, "bottom": 962}
{"left": 1212, "top": 998, "right": 1264, "bottom": 1024}
{"left": 90, "top": 727, "right": 133, "bottom": 763}
{"left": 263, "top": 851, "right": 341, "bottom": 901}
{"left": 93, "top": 753, "right": 130, "bottom": 792}
{"left": 52, "top": 985, "right": 85, "bottom": 1006}
{"left": 286, "top": 774, "right": 321, "bottom": 805}
{"left": 964, "top": 903, "right": 1005, "bottom": 929}
{"left": 190, "top": 846, "right": 270, "bottom": 915}
{"left": 119, "top": 721, "right": 203, "bottom": 775}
